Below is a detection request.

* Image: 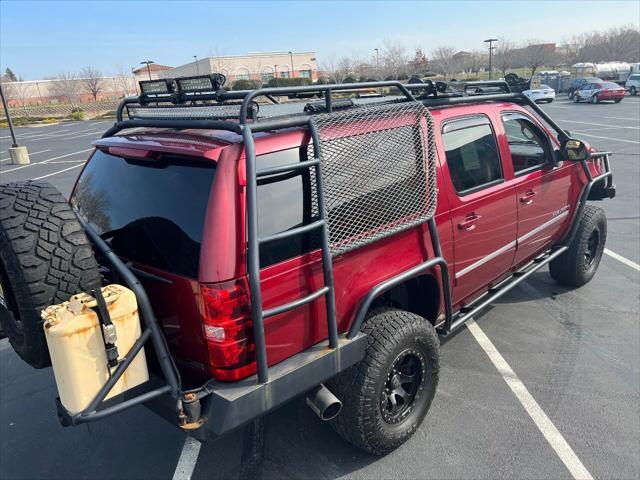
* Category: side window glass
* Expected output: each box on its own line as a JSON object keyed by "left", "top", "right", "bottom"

{"left": 256, "top": 148, "right": 319, "bottom": 267}
{"left": 442, "top": 119, "right": 503, "bottom": 194}
{"left": 502, "top": 115, "right": 549, "bottom": 174}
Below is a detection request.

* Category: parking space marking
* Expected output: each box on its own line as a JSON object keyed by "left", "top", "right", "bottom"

{"left": 1, "top": 148, "right": 93, "bottom": 173}
{"left": 467, "top": 319, "right": 594, "bottom": 480}
{"left": 603, "top": 115, "right": 640, "bottom": 121}
{"left": 570, "top": 132, "right": 640, "bottom": 144}
{"left": 604, "top": 248, "right": 640, "bottom": 272}
{"left": 0, "top": 149, "right": 50, "bottom": 163}
{"left": 560, "top": 119, "right": 640, "bottom": 130}
{"left": 32, "top": 163, "right": 84, "bottom": 180}
{"left": 172, "top": 437, "right": 202, "bottom": 480}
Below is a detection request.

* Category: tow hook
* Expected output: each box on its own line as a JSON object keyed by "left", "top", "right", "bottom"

{"left": 178, "top": 392, "right": 206, "bottom": 430}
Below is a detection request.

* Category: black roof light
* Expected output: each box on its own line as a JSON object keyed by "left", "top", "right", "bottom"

{"left": 175, "top": 74, "right": 226, "bottom": 94}
{"left": 139, "top": 79, "right": 174, "bottom": 95}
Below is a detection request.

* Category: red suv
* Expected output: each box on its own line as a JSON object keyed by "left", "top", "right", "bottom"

{"left": 0, "top": 78, "right": 614, "bottom": 455}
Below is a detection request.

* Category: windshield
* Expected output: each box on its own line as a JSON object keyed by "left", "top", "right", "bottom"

{"left": 71, "top": 150, "right": 216, "bottom": 278}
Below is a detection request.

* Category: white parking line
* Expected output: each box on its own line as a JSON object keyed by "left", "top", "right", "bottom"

{"left": 31, "top": 163, "right": 84, "bottom": 180}
{"left": 0, "top": 149, "right": 51, "bottom": 163}
{"left": 604, "top": 248, "right": 640, "bottom": 271}
{"left": 172, "top": 437, "right": 201, "bottom": 480}
{"left": 603, "top": 115, "right": 640, "bottom": 121}
{"left": 1, "top": 148, "right": 93, "bottom": 173}
{"left": 467, "top": 319, "right": 594, "bottom": 480}
{"left": 571, "top": 131, "right": 640, "bottom": 144}
{"left": 63, "top": 132, "right": 101, "bottom": 140}
{"left": 561, "top": 119, "right": 640, "bottom": 130}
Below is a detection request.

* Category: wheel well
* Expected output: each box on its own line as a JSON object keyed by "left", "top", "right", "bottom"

{"left": 370, "top": 274, "right": 440, "bottom": 324}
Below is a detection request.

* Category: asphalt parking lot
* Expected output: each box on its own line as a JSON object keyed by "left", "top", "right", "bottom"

{"left": 1, "top": 95, "right": 639, "bottom": 480}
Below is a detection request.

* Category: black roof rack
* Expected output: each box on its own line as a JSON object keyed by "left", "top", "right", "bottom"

{"left": 103, "top": 77, "right": 568, "bottom": 144}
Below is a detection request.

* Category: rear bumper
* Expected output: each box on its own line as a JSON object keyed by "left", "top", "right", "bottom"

{"left": 145, "top": 332, "right": 368, "bottom": 439}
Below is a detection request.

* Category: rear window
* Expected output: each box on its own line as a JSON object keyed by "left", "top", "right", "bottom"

{"left": 72, "top": 150, "right": 215, "bottom": 278}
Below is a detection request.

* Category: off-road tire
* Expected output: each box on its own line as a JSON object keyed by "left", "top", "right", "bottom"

{"left": 0, "top": 181, "right": 101, "bottom": 368}
{"left": 328, "top": 308, "right": 439, "bottom": 455}
{"left": 549, "top": 205, "right": 606, "bottom": 287}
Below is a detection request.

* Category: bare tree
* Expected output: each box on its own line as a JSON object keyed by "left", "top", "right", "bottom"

{"left": 494, "top": 38, "right": 518, "bottom": 77}
{"left": 519, "top": 40, "right": 557, "bottom": 76}
{"left": 208, "top": 45, "right": 231, "bottom": 77}
{"left": 49, "top": 71, "right": 82, "bottom": 106}
{"left": 381, "top": 39, "right": 410, "bottom": 79}
{"left": 80, "top": 67, "right": 104, "bottom": 101}
{"left": 430, "top": 45, "right": 457, "bottom": 80}
{"left": 3, "top": 81, "right": 32, "bottom": 115}
{"left": 114, "top": 66, "right": 135, "bottom": 96}
{"left": 320, "top": 54, "right": 347, "bottom": 83}
{"left": 408, "top": 47, "right": 429, "bottom": 76}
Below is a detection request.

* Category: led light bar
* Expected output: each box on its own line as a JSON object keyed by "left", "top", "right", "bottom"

{"left": 175, "top": 74, "right": 226, "bottom": 93}
{"left": 176, "top": 75, "right": 214, "bottom": 92}
{"left": 139, "top": 79, "right": 174, "bottom": 95}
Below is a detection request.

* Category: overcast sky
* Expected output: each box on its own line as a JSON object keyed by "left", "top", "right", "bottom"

{"left": 1, "top": 0, "right": 638, "bottom": 80}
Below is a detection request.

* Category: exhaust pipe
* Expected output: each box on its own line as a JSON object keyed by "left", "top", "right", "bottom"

{"left": 306, "top": 384, "right": 342, "bottom": 421}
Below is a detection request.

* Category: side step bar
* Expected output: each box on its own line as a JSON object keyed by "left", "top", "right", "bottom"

{"left": 437, "top": 246, "right": 568, "bottom": 338}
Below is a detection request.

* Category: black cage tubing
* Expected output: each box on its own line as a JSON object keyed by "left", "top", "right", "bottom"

{"left": 239, "top": 81, "right": 416, "bottom": 123}
{"left": 307, "top": 117, "right": 339, "bottom": 349}
{"left": 347, "top": 218, "right": 453, "bottom": 339}
{"left": 562, "top": 153, "right": 613, "bottom": 248}
{"left": 77, "top": 216, "right": 181, "bottom": 395}
{"left": 241, "top": 125, "right": 270, "bottom": 383}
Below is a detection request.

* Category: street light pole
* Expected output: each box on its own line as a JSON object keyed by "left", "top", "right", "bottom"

{"left": 288, "top": 51, "right": 294, "bottom": 78}
{"left": 0, "top": 82, "right": 30, "bottom": 164}
{"left": 374, "top": 48, "right": 379, "bottom": 79}
{"left": 483, "top": 38, "right": 498, "bottom": 80}
{"left": 0, "top": 83, "right": 18, "bottom": 147}
{"left": 141, "top": 60, "right": 155, "bottom": 80}
{"left": 193, "top": 55, "right": 199, "bottom": 75}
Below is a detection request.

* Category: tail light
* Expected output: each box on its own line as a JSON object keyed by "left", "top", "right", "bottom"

{"left": 199, "top": 278, "right": 256, "bottom": 381}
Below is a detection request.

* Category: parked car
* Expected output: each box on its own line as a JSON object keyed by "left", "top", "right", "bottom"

{"left": 0, "top": 78, "right": 615, "bottom": 455}
{"left": 523, "top": 84, "right": 556, "bottom": 103}
{"left": 626, "top": 73, "right": 640, "bottom": 95}
{"left": 567, "top": 77, "right": 603, "bottom": 99}
{"left": 574, "top": 81, "right": 626, "bottom": 103}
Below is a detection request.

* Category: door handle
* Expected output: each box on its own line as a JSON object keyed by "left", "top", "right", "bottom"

{"left": 519, "top": 190, "right": 537, "bottom": 205}
{"left": 458, "top": 213, "right": 482, "bottom": 231}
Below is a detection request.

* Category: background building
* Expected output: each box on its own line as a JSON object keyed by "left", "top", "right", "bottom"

{"left": 132, "top": 63, "right": 173, "bottom": 83}
{"left": 159, "top": 51, "right": 318, "bottom": 83}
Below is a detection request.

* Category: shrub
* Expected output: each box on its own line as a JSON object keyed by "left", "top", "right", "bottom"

{"left": 342, "top": 75, "right": 356, "bottom": 83}
{"left": 70, "top": 110, "right": 85, "bottom": 121}
{"left": 266, "top": 77, "right": 312, "bottom": 87}
{"left": 43, "top": 117, "right": 58, "bottom": 124}
{"left": 0, "top": 120, "right": 7, "bottom": 129}
{"left": 315, "top": 77, "right": 329, "bottom": 85}
{"left": 232, "top": 79, "right": 262, "bottom": 90}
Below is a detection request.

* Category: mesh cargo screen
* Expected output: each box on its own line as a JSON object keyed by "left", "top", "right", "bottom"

{"left": 309, "top": 101, "right": 437, "bottom": 256}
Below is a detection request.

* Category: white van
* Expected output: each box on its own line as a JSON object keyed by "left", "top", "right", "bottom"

{"left": 626, "top": 73, "right": 640, "bottom": 95}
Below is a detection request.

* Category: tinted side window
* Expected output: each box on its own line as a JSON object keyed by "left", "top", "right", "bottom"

{"left": 502, "top": 115, "right": 549, "bottom": 173}
{"left": 257, "top": 148, "right": 320, "bottom": 267}
{"left": 442, "top": 119, "right": 503, "bottom": 194}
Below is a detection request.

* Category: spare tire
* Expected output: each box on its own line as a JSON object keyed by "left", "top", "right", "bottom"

{"left": 0, "top": 181, "right": 101, "bottom": 368}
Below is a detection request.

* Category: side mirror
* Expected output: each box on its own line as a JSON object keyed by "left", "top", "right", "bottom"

{"left": 562, "top": 139, "right": 589, "bottom": 161}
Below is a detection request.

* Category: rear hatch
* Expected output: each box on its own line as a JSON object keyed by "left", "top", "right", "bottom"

{"left": 71, "top": 147, "right": 218, "bottom": 383}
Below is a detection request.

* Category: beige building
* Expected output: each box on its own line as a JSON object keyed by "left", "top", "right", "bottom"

{"left": 159, "top": 51, "right": 318, "bottom": 83}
